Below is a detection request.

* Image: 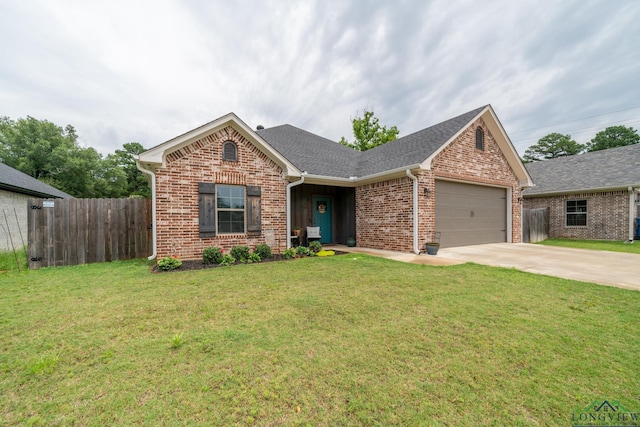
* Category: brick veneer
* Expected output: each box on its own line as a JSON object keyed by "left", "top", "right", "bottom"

{"left": 524, "top": 191, "right": 631, "bottom": 240}
{"left": 154, "top": 126, "right": 287, "bottom": 260}
{"left": 356, "top": 118, "right": 523, "bottom": 252}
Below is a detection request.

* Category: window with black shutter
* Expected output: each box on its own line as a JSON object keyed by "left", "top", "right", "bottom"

{"left": 246, "top": 186, "right": 262, "bottom": 234}
{"left": 199, "top": 182, "right": 216, "bottom": 237}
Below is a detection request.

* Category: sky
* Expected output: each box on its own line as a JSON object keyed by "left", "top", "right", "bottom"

{"left": 1, "top": 0, "right": 639, "bottom": 157}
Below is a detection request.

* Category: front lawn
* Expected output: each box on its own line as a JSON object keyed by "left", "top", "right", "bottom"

{"left": 1, "top": 256, "right": 639, "bottom": 425}
{"left": 538, "top": 238, "right": 640, "bottom": 254}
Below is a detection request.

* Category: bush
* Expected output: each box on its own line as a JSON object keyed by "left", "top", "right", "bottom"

{"left": 283, "top": 248, "right": 297, "bottom": 259}
{"left": 247, "top": 252, "right": 261, "bottom": 263}
{"left": 218, "top": 254, "right": 236, "bottom": 266}
{"left": 203, "top": 247, "right": 223, "bottom": 264}
{"left": 296, "top": 246, "right": 310, "bottom": 256}
{"left": 158, "top": 256, "right": 182, "bottom": 271}
{"left": 254, "top": 243, "right": 272, "bottom": 259}
{"left": 308, "top": 241, "right": 322, "bottom": 253}
{"left": 230, "top": 246, "right": 250, "bottom": 262}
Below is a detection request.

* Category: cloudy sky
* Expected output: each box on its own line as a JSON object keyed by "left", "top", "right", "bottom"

{"left": 1, "top": 0, "right": 639, "bottom": 157}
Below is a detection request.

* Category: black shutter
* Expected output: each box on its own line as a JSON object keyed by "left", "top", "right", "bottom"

{"left": 199, "top": 182, "right": 216, "bottom": 238}
{"left": 246, "top": 186, "right": 261, "bottom": 234}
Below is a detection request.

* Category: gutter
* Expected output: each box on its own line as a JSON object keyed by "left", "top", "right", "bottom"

{"left": 405, "top": 169, "right": 420, "bottom": 254}
{"left": 135, "top": 159, "right": 157, "bottom": 261}
{"left": 286, "top": 174, "right": 305, "bottom": 249}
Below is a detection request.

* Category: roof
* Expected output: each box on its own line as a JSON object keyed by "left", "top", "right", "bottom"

{"left": 0, "top": 162, "right": 72, "bottom": 198}
{"left": 523, "top": 143, "right": 640, "bottom": 196}
{"left": 139, "top": 105, "right": 532, "bottom": 187}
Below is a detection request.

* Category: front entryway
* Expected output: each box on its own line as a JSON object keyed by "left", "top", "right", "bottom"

{"left": 313, "top": 196, "right": 332, "bottom": 243}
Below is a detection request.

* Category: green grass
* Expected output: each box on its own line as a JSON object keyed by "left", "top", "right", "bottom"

{"left": 1, "top": 256, "right": 639, "bottom": 426}
{"left": 0, "top": 248, "right": 27, "bottom": 272}
{"left": 538, "top": 238, "right": 640, "bottom": 254}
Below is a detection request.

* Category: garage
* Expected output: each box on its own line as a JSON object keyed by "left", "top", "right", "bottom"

{"left": 435, "top": 180, "right": 507, "bottom": 248}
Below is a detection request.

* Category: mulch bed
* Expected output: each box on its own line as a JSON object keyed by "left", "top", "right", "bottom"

{"left": 151, "top": 251, "right": 348, "bottom": 273}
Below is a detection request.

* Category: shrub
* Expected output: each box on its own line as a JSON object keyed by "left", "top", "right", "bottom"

{"left": 296, "top": 246, "right": 310, "bottom": 256}
{"left": 158, "top": 256, "right": 182, "bottom": 271}
{"left": 203, "top": 247, "right": 223, "bottom": 264}
{"left": 283, "top": 248, "right": 297, "bottom": 259}
{"left": 254, "top": 243, "right": 272, "bottom": 259}
{"left": 316, "top": 250, "right": 335, "bottom": 257}
{"left": 247, "top": 252, "right": 261, "bottom": 263}
{"left": 308, "top": 241, "right": 322, "bottom": 253}
{"left": 230, "top": 246, "right": 250, "bottom": 262}
{"left": 218, "top": 254, "right": 236, "bottom": 266}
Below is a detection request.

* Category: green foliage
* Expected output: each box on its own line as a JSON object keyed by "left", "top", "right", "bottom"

{"left": 253, "top": 244, "right": 272, "bottom": 259}
{"left": 0, "top": 116, "right": 149, "bottom": 198}
{"left": 283, "top": 248, "right": 297, "bottom": 259}
{"left": 0, "top": 249, "right": 28, "bottom": 272}
{"left": 157, "top": 256, "right": 182, "bottom": 271}
{"left": 170, "top": 334, "right": 184, "bottom": 350}
{"left": 202, "top": 247, "right": 223, "bottom": 264}
{"left": 296, "top": 246, "right": 311, "bottom": 256}
{"left": 218, "top": 254, "right": 236, "bottom": 266}
{"left": 308, "top": 241, "right": 322, "bottom": 253}
{"left": 522, "top": 133, "right": 585, "bottom": 162}
{"left": 246, "top": 253, "right": 261, "bottom": 263}
{"left": 230, "top": 246, "right": 250, "bottom": 262}
{"left": 586, "top": 125, "right": 640, "bottom": 152}
{"left": 339, "top": 109, "right": 399, "bottom": 151}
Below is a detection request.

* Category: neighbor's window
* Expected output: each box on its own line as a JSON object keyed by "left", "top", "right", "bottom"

{"left": 222, "top": 140, "right": 238, "bottom": 162}
{"left": 217, "top": 185, "right": 245, "bottom": 233}
{"left": 566, "top": 200, "right": 587, "bottom": 226}
{"left": 475, "top": 127, "right": 484, "bottom": 150}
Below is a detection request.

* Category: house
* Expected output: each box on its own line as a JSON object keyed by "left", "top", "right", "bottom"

{"left": 523, "top": 144, "right": 640, "bottom": 241}
{"left": 0, "top": 162, "right": 72, "bottom": 251}
{"left": 136, "top": 105, "right": 533, "bottom": 260}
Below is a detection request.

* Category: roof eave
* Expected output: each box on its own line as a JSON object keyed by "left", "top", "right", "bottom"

{"left": 524, "top": 183, "right": 640, "bottom": 197}
{"left": 0, "top": 183, "right": 69, "bottom": 198}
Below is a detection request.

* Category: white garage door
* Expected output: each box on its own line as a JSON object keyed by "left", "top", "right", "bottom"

{"left": 435, "top": 180, "right": 507, "bottom": 248}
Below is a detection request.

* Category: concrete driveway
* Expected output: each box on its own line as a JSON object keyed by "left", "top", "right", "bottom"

{"left": 438, "top": 243, "right": 640, "bottom": 291}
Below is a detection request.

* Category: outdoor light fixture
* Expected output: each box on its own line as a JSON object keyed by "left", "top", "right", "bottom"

{"left": 424, "top": 187, "right": 431, "bottom": 197}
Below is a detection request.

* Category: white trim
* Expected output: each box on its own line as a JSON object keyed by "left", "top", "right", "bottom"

{"left": 135, "top": 161, "right": 157, "bottom": 261}
{"left": 286, "top": 175, "right": 305, "bottom": 248}
{"left": 524, "top": 183, "right": 640, "bottom": 198}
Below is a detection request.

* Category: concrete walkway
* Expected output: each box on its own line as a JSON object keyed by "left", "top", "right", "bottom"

{"left": 333, "top": 243, "right": 640, "bottom": 291}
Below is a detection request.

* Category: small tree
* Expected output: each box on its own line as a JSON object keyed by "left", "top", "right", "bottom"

{"left": 339, "top": 109, "right": 399, "bottom": 151}
{"left": 586, "top": 125, "right": 640, "bottom": 152}
{"left": 522, "top": 133, "right": 584, "bottom": 162}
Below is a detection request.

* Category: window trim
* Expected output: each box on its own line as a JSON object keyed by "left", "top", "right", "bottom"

{"left": 475, "top": 127, "right": 485, "bottom": 151}
{"left": 216, "top": 184, "right": 245, "bottom": 234}
{"left": 565, "top": 199, "right": 587, "bottom": 227}
{"left": 222, "top": 140, "right": 238, "bottom": 162}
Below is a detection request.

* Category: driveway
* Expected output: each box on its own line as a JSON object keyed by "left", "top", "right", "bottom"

{"left": 438, "top": 243, "right": 640, "bottom": 291}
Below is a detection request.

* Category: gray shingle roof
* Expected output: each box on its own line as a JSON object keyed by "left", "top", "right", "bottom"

{"left": 0, "top": 162, "right": 72, "bottom": 198}
{"left": 257, "top": 106, "right": 487, "bottom": 178}
{"left": 523, "top": 143, "right": 640, "bottom": 196}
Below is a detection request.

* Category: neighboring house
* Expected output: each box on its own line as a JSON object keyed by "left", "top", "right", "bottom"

{"left": 136, "top": 105, "right": 533, "bottom": 260}
{"left": 0, "top": 162, "right": 72, "bottom": 251}
{"left": 523, "top": 143, "right": 640, "bottom": 241}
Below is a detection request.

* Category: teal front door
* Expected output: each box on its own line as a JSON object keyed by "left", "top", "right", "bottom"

{"left": 313, "top": 196, "right": 332, "bottom": 243}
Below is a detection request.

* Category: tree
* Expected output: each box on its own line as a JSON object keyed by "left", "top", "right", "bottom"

{"left": 106, "top": 142, "right": 151, "bottom": 198}
{"left": 339, "top": 109, "right": 399, "bottom": 151}
{"left": 522, "top": 133, "right": 585, "bottom": 162}
{"left": 585, "top": 125, "right": 640, "bottom": 152}
{"left": 0, "top": 116, "right": 147, "bottom": 198}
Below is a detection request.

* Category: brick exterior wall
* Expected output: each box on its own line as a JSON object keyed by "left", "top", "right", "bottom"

{"left": 356, "top": 118, "right": 523, "bottom": 252}
{"left": 154, "top": 125, "right": 287, "bottom": 260}
{"left": 524, "top": 191, "right": 632, "bottom": 240}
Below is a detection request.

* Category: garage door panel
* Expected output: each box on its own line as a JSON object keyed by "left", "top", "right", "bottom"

{"left": 435, "top": 180, "right": 507, "bottom": 248}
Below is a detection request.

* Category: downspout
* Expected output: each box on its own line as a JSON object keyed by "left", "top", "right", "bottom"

{"left": 136, "top": 161, "right": 157, "bottom": 260}
{"left": 628, "top": 187, "right": 639, "bottom": 243}
{"left": 406, "top": 169, "right": 420, "bottom": 254}
{"left": 286, "top": 174, "right": 305, "bottom": 249}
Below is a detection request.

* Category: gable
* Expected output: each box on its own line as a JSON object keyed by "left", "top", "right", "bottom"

{"left": 136, "top": 113, "right": 300, "bottom": 177}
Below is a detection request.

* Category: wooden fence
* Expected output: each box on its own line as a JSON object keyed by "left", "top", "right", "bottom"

{"left": 28, "top": 198, "right": 152, "bottom": 269}
{"left": 522, "top": 207, "right": 549, "bottom": 243}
